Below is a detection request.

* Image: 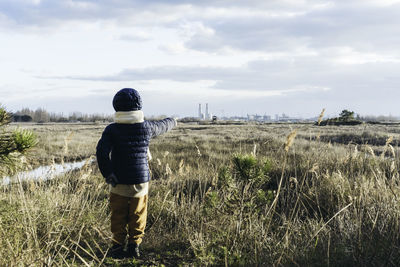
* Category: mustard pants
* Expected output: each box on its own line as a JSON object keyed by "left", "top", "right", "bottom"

{"left": 109, "top": 193, "right": 148, "bottom": 245}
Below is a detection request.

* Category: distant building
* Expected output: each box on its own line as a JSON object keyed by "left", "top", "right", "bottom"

{"left": 281, "top": 113, "right": 290, "bottom": 120}
{"left": 198, "top": 104, "right": 202, "bottom": 119}
{"left": 205, "top": 103, "right": 212, "bottom": 120}
{"left": 11, "top": 114, "right": 33, "bottom": 122}
{"left": 263, "top": 115, "right": 271, "bottom": 121}
{"left": 246, "top": 114, "right": 272, "bottom": 122}
{"left": 198, "top": 103, "right": 212, "bottom": 120}
{"left": 244, "top": 113, "right": 303, "bottom": 123}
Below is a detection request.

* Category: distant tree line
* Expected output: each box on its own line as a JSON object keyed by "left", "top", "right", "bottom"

{"left": 11, "top": 108, "right": 113, "bottom": 123}
{"left": 318, "top": 109, "right": 400, "bottom": 126}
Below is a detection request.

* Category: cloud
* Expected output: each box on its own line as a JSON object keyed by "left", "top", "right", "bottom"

{"left": 195, "top": 86, "right": 330, "bottom": 99}
{"left": 1, "top": 0, "right": 400, "bottom": 117}
{"left": 182, "top": 3, "right": 400, "bottom": 55}
{"left": 2, "top": 1, "right": 399, "bottom": 57}
{"left": 116, "top": 32, "right": 151, "bottom": 42}
{"left": 44, "top": 64, "right": 243, "bottom": 83}
{"left": 40, "top": 54, "right": 400, "bottom": 108}
{"left": 46, "top": 54, "right": 392, "bottom": 82}
{"left": 157, "top": 43, "right": 187, "bottom": 54}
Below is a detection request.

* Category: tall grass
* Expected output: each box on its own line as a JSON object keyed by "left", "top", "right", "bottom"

{"left": 0, "top": 161, "right": 111, "bottom": 266}
{"left": 1, "top": 123, "right": 400, "bottom": 265}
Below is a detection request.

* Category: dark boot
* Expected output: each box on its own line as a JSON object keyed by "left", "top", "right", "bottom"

{"left": 108, "top": 244, "right": 125, "bottom": 259}
{"left": 127, "top": 243, "right": 140, "bottom": 258}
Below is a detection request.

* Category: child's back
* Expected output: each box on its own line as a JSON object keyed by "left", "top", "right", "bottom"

{"left": 96, "top": 88, "right": 176, "bottom": 259}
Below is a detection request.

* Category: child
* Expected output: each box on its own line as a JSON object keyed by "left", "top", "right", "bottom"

{"left": 96, "top": 88, "right": 177, "bottom": 258}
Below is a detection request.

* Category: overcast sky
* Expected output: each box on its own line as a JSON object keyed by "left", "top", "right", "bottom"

{"left": 1, "top": 0, "right": 399, "bottom": 118}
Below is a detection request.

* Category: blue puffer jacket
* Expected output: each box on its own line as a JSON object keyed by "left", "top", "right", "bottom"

{"left": 96, "top": 118, "right": 176, "bottom": 184}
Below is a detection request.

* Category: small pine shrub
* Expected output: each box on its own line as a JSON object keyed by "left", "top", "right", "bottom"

{"left": 232, "top": 154, "right": 272, "bottom": 185}
{"left": 0, "top": 106, "right": 36, "bottom": 175}
{"left": 217, "top": 166, "right": 232, "bottom": 188}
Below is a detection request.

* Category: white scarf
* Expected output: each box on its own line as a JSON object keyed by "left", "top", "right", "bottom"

{"left": 114, "top": 110, "right": 144, "bottom": 124}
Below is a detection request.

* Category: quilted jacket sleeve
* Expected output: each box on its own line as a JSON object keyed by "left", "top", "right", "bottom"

{"left": 147, "top": 118, "right": 177, "bottom": 138}
{"left": 96, "top": 125, "right": 113, "bottom": 178}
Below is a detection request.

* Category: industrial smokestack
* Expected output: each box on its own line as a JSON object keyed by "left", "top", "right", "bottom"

{"left": 206, "top": 103, "right": 209, "bottom": 119}
{"left": 198, "top": 103, "right": 202, "bottom": 119}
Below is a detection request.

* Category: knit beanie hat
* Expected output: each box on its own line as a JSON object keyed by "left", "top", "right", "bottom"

{"left": 112, "top": 88, "right": 142, "bottom": 111}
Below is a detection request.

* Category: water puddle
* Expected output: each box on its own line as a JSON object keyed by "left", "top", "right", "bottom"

{"left": 1, "top": 158, "right": 94, "bottom": 186}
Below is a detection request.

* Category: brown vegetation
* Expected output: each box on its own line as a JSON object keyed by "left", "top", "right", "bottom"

{"left": 1, "top": 123, "right": 400, "bottom": 266}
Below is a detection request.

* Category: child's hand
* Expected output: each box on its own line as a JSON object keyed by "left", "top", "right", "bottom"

{"left": 106, "top": 173, "right": 119, "bottom": 187}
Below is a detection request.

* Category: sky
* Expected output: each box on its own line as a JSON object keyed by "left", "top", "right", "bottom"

{"left": 0, "top": 0, "right": 400, "bottom": 118}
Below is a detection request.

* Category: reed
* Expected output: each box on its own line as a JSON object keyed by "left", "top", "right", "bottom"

{"left": 1, "top": 122, "right": 400, "bottom": 265}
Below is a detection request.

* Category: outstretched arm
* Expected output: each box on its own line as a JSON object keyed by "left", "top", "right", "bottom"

{"left": 147, "top": 118, "right": 177, "bottom": 138}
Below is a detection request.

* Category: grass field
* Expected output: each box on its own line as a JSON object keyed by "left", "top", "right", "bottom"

{"left": 1, "top": 122, "right": 400, "bottom": 266}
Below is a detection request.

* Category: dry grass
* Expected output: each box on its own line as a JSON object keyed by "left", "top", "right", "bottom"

{"left": 8, "top": 123, "right": 105, "bottom": 167}
{"left": 1, "top": 122, "right": 400, "bottom": 266}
